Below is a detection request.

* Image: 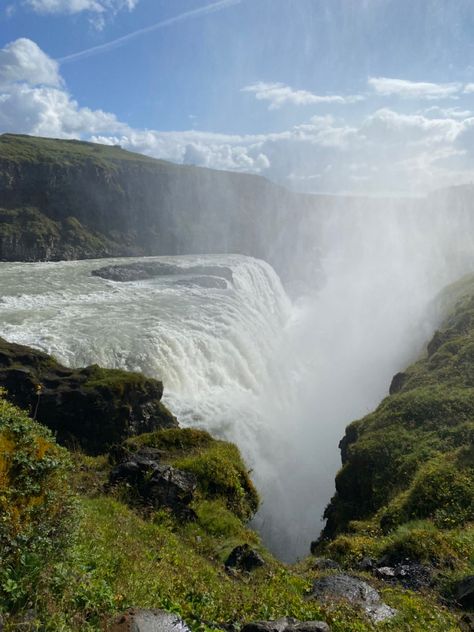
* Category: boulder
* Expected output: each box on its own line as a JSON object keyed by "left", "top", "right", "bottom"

{"left": 225, "top": 544, "right": 265, "bottom": 572}
{"left": 109, "top": 609, "right": 190, "bottom": 632}
{"left": 310, "top": 574, "right": 396, "bottom": 623}
{"left": 110, "top": 450, "right": 197, "bottom": 517}
{"left": 241, "top": 617, "right": 330, "bottom": 632}
{"left": 454, "top": 575, "right": 474, "bottom": 609}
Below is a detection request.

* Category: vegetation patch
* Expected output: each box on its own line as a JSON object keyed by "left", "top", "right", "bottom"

{"left": 0, "top": 394, "right": 76, "bottom": 617}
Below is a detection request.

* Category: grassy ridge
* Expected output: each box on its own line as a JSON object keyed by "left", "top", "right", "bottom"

{"left": 0, "top": 133, "right": 168, "bottom": 168}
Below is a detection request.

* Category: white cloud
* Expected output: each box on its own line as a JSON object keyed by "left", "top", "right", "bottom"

{"left": 2, "top": 39, "right": 474, "bottom": 195}
{"left": 464, "top": 83, "right": 474, "bottom": 94}
{"left": 368, "top": 76, "right": 461, "bottom": 99}
{"left": 24, "top": 0, "right": 139, "bottom": 15}
{"left": 424, "top": 105, "right": 473, "bottom": 119}
{"left": 242, "top": 82, "right": 363, "bottom": 110}
{"left": 0, "top": 38, "right": 61, "bottom": 87}
{"left": 361, "top": 108, "right": 464, "bottom": 145}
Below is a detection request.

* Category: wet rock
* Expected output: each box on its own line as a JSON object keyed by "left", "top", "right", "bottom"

{"left": 110, "top": 449, "right": 197, "bottom": 517}
{"left": 310, "top": 574, "right": 396, "bottom": 623}
{"left": 454, "top": 575, "right": 474, "bottom": 609}
{"left": 225, "top": 544, "right": 265, "bottom": 572}
{"left": 312, "top": 557, "right": 340, "bottom": 571}
{"left": 92, "top": 262, "right": 234, "bottom": 284}
{"left": 109, "top": 609, "right": 190, "bottom": 632}
{"left": 173, "top": 276, "right": 228, "bottom": 289}
{"left": 241, "top": 617, "right": 330, "bottom": 632}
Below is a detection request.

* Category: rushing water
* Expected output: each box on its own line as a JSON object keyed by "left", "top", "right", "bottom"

{"left": 0, "top": 214, "right": 473, "bottom": 560}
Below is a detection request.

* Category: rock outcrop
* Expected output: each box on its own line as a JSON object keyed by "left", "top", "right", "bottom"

{"left": 310, "top": 575, "right": 396, "bottom": 623}
{"left": 91, "top": 261, "right": 234, "bottom": 285}
{"left": 0, "top": 133, "right": 323, "bottom": 285}
{"left": 0, "top": 337, "right": 177, "bottom": 454}
{"left": 225, "top": 544, "right": 265, "bottom": 572}
{"left": 110, "top": 448, "right": 197, "bottom": 519}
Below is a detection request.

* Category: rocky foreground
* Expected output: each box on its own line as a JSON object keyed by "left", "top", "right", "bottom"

{"left": 0, "top": 276, "right": 474, "bottom": 631}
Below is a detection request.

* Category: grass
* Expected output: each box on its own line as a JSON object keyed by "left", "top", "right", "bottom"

{"left": 0, "top": 133, "right": 168, "bottom": 169}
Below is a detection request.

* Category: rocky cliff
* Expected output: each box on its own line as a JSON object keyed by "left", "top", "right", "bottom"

{"left": 0, "top": 133, "right": 327, "bottom": 283}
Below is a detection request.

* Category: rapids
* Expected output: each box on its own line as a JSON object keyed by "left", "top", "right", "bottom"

{"left": 0, "top": 223, "right": 472, "bottom": 560}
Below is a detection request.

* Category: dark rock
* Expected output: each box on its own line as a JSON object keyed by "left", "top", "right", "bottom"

{"left": 241, "top": 617, "right": 330, "bottom": 632}
{"left": 389, "top": 371, "right": 406, "bottom": 394}
{"left": 241, "top": 617, "right": 289, "bottom": 632}
{"left": 460, "top": 613, "right": 474, "bottom": 632}
{"left": 427, "top": 330, "right": 449, "bottom": 357}
{"left": 0, "top": 337, "right": 177, "bottom": 454}
{"left": 454, "top": 575, "right": 474, "bottom": 609}
{"left": 225, "top": 544, "right": 265, "bottom": 572}
{"left": 109, "top": 609, "right": 190, "bottom": 632}
{"left": 386, "top": 563, "right": 432, "bottom": 591}
{"left": 312, "top": 557, "right": 340, "bottom": 571}
{"left": 357, "top": 556, "right": 376, "bottom": 572}
{"left": 110, "top": 450, "right": 197, "bottom": 517}
{"left": 92, "top": 262, "right": 234, "bottom": 285}
{"left": 310, "top": 574, "right": 396, "bottom": 623}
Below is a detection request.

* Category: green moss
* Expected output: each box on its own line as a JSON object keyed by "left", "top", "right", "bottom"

{"left": 175, "top": 441, "right": 259, "bottom": 522}
{"left": 125, "top": 427, "right": 214, "bottom": 455}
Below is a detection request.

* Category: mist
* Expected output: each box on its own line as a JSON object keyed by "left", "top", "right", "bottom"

{"left": 2, "top": 0, "right": 474, "bottom": 564}
{"left": 247, "top": 194, "right": 474, "bottom": 559}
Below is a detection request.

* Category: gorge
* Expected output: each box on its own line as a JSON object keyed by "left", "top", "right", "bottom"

{"left": 0, "top": 134, "right": 473, "bottom": 631}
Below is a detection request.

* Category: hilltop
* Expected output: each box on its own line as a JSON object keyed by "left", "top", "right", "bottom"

{"left": 0, "top": 133, "right": 325, "bottom": 283}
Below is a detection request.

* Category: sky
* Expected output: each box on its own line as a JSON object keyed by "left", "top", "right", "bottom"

{"left": 1, "top": 0, "right": 474, "bottom": 195}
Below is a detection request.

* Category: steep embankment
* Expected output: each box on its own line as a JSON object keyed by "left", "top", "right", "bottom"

{"left": 0, "top": 133, "right": 325, "bottom": 282}
{"left": 315, "top": 274, "right": 474, "bottom": 620}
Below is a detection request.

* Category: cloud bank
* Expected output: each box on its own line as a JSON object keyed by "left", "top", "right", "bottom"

{"left": 1, "top": 38, "right": 474, "bottom": 195}
{"left": 24, "top": 0, "right": 139, "bottom": 16}
{"left": 242, "top": 82, "right": 364, "bottom": 110}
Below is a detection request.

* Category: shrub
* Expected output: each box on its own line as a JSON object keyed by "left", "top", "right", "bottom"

{"left": 0, "top": 396, "right": 76, "bottom": 613}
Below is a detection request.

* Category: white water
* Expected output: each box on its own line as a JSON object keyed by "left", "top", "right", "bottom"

{"left": 0, "top": 207, "right": 473, "bottom": 560}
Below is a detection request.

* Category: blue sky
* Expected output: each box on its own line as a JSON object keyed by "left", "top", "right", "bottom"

{"left": 1, "top": 0, "right": 474, "bottom": 194}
